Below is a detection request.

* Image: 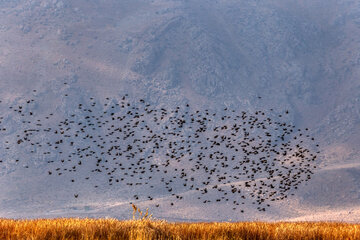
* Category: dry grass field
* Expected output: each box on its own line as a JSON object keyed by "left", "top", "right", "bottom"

{"left": 0, "top": 202, "right": 358, "bottom": 240}
{"left": 0, "top": 217, "right": 359, "bottom": 240}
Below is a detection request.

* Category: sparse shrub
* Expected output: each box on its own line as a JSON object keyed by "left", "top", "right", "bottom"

{"left": 131, "top": 204, "right": 152, "bottom": 221}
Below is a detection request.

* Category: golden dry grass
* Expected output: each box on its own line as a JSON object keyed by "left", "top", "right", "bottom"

{"left": 0, "top": 217, "right": 359, "bottom": 240}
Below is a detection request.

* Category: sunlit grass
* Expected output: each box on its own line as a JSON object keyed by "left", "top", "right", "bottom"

{"left": 0, "top": 203, "right": 358, "bottom": 240}
{"left": 0, "top": 217, "right": 359, "bottom": 240}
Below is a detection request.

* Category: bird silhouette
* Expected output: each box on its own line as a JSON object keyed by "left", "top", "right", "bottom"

{"left": 0, "top": 91, "right": 320, "bottom": 212}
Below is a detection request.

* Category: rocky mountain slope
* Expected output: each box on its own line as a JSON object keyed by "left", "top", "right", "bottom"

{"left": 0, "top": 0, "right": 359, "bottom": 221}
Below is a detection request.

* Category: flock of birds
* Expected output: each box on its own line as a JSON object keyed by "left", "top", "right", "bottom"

{"left": 0, "top": 87, "right": 320, "bottom": 213}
